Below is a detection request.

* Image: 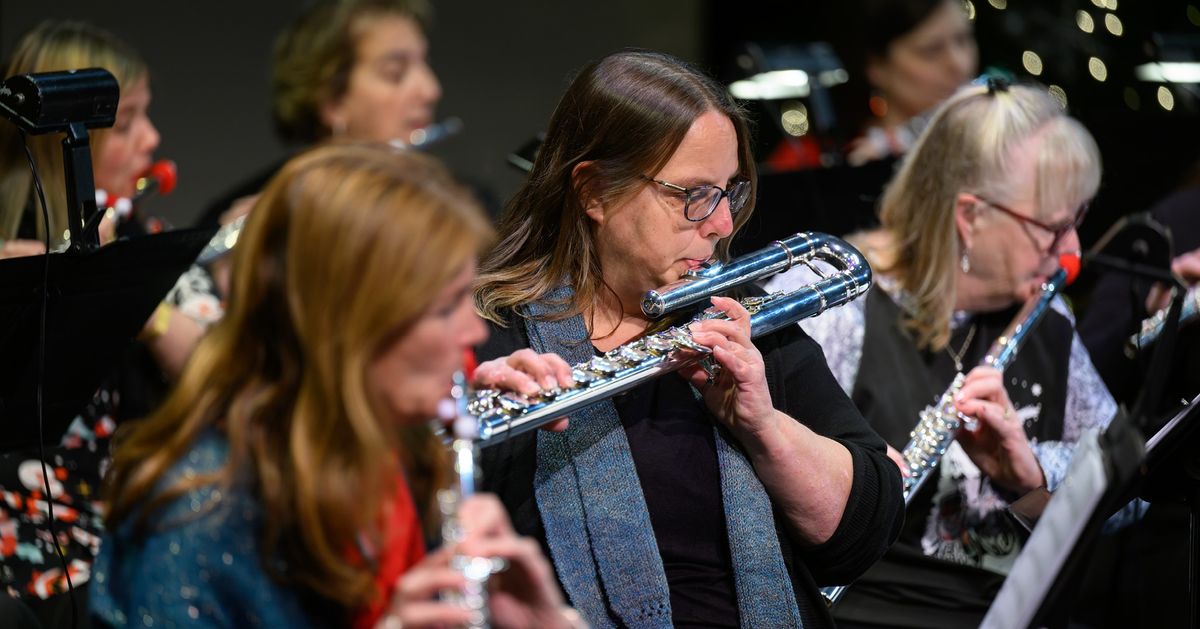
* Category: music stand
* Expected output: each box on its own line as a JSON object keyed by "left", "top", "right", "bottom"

{"left": 981, "top": 397, "right": 1200, "bottom": 628}
{"left": 0, "top": 227, "right": 215, "bottom": 451}
{"left": 731, "top": 158, "right": 896, "bottom": 255}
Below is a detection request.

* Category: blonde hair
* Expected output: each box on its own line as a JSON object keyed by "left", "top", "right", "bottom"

{"left": 0, "top": 21, "right": 147, "bottom": 247}
{"left": 103, "top": 144, "right": 492, "bottom": 610}
{"left": 865, "top": 82, "right": 1100, "bottom": 350}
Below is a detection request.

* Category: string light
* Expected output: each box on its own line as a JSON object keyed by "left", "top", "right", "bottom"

{"left": 781, "top": 103, "right": 810, "bottom": 136}
{"left": 1076, "top": 10, "right": 1095, "bottom": 33}
{"left": 1158, "top": 86, "right": 1175, "bottom": 111}
{"left": 987, "top": 0, "right": 1006, "bottom": 9}
{"left": 963, "top": 0, "right": 976, "bottom": 20}
{"left": 1088, "top": 57, "right": 1108, "bottom": 82}
{"left": 1022, "top": 51, "right": 1044, "bottom": 76}
{"left": 1090, "top": 0, "right": 1104, "bottom": 7}
{"left": 1104, "top": 0, "right": 1117, "bottom": 9}
{"left": 1105, "top": 13, "right": 1123, "bottom": 36}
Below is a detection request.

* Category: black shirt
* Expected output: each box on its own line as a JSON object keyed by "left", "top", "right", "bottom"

{"left": 616, "top": 373, "right": 739, "bottom": 627}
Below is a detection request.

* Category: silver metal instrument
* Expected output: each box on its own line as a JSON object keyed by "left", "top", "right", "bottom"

{"left": 641, "top": 232, "right": 850, "bottom": 317}
{"left": 820, "top": 264, "right": 1072, "bottom": 606}
{"left": 195, "top": 119, "right": 463, "bottom": 267}
{"left": 1126, "top": 285, "right": 1200, "bottom": 355}
{"left": 469, "top": 232, "right": 872, "bottom": 446}
{"left": 195, "top": 214, "right": 246, "bottom": 266}
{"left": 390, "top": 117, "right": 464, "bottom": 151}
{"left": 436, "top": 371, "right": 505, "bottom": 629}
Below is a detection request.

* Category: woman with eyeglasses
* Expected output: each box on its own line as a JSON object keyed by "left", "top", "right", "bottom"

{"left": 766, "top": 82, "right": 1125, "bottom": 628}
{"left": 472, "top": 50, "right": 904, "bottom": 628}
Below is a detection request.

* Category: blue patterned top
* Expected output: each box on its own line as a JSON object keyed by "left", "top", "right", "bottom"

{"left": 90, "top": 432, "right": 333, "bottom": 628}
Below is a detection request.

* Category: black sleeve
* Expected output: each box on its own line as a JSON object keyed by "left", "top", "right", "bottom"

{"left": 760, "top": 323, "right": 905, "bottom": 586}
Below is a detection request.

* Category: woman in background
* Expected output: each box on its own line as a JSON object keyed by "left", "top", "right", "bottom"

{"left": 843, "top": 0, "right": 978, "bottom": 165}
{"left": 0, "top": 21, "right": 207, "bottom": 626}
{"left": 196, "top": 0, "right": 443, "bottom": 230}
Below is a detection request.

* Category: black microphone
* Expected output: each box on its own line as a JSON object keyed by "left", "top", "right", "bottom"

{"left": 0, "top": 68, "right": 118, "bottom": 135}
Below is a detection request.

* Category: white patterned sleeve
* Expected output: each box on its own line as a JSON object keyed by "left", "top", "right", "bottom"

{"left": 1030, "top": 298, "right": 1119, "bottom": 491}
{"left": 762, "top": 265, "right": 866, "bottom": 395}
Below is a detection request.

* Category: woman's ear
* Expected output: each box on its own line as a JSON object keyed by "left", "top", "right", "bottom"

{"left": 572, "top": 161, "right": 604, "bottom": 223}
{"left": 954, "top": 193, "right": 978, "bottom": 251}
{"left": 319, "top": 98, "right": 347, "bottom": 137}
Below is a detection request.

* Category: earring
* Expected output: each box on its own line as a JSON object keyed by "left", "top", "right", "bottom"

{"left": 960, "top": 251, "right": 971, "bottom": 274}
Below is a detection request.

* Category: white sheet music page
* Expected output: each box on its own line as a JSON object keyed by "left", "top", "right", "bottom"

{"left": 980, "top": 428, "right": 1107, "bottom": 629}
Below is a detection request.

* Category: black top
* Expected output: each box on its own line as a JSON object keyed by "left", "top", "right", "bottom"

{"left": 615, "top": 371, "right": 738, "bottom": 627}
{"left": 834, "top": 288, "right": 1073, "bottom": 629}
{"left": 476, "top": 309, "right": 904, "bottom": 629}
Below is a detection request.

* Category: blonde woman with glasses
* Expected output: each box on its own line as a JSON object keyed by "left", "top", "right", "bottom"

{"left": 767, "top": 81, "right": 1130, "bottom": 628}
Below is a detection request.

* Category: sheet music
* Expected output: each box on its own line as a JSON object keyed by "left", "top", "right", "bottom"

{"left": 980, "top": 429, "right": 1108, "bottom": 629}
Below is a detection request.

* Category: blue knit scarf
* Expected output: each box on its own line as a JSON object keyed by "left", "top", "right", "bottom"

{"left": 524, "top": 288, "right": 803, "bottom": 628}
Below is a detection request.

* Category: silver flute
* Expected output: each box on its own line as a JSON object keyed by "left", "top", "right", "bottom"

{"left": 195, "top": 119, "right": 464, "bottom": 266}
{"left": 436, "top": 371, "right": 506, "bottom": 629}
{"left": 820, "top": 264, "right": 1072, "bottom": 606}
{"left": 1126, "top": 285, "right": 1200, "bottom": 355}
{"left": 469, "top": 232, "right": 872, "bottom": 446}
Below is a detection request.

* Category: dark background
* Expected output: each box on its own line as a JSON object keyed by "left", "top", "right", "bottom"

{"left": 2, "top": 0, "right": 1198, "bottom": 252}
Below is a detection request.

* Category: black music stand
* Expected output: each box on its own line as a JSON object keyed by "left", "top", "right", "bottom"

{"left": 980, "top": 397, "right": 1200, "bottom": 628}
{"left": 0, "top": 228, "right": 215, "bottom": 451}
{"left": 731, "top": 158, "right": 897, "bottom": 255}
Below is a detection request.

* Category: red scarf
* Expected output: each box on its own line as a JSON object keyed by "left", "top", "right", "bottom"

{"left": 354, "top": 478, "right": 426, "bottom": 629}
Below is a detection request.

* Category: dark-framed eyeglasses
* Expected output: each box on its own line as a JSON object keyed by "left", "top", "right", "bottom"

{"left": 641, "top": 175, "right": 751, "bottom": 222}
{"left": 975, "top": 195, "right": 1090, "bottom": 253}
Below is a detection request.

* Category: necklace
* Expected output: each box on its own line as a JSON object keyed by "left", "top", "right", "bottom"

{"left": 946, "top": 323, "right": 977, "bottom": 373}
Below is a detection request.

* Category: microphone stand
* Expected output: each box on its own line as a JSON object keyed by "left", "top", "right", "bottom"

{"left": 63, "top": 121, "right": 103, "bottom": 253}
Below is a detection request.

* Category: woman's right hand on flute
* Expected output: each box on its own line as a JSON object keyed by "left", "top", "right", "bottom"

{"left": 378, "top": 495, "right": 581, "bottom": 629}
{"left": 472, "top": 349, "right": 576, "bottom": 432}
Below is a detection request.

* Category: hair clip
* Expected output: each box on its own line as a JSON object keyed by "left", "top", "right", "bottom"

{"left": 986, "top": 76, "right": 1010, "bottom": 95}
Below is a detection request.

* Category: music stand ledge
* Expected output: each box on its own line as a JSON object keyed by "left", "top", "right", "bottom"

{"left": 0, "top": 227, "right": 214, "bottom": 451}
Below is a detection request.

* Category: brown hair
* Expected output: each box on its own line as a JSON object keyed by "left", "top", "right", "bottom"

{"left": 271, "top": 0, "right": 432, "bottom": 144}
{"left": 863, "top": 83, "right": 1100, "bottom": 350}
{"left": 0, "top": 20, "right": 147, "bottom": 247}
{"left": 475, "top": 50, "right": 757, "bottom": 326}
{"left": 103, "top": 144, "right": 492, "bottom": 610}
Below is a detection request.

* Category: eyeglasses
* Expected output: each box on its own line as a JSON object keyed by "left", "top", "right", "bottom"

{"left": 641, "top": 175, "right": 751, "bottom": 222}
{"left": 974, "top": 195, "right": 1089, "bottom": 254}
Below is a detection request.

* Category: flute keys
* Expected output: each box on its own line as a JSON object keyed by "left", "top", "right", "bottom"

{"left": 615, "top": 345, "right": 649, "bottom": 364}
{"left": 643, "top": 335, "right": 675, "bottom": 354}
{"left": 587, "top": 357, "right": 620, "bottom": 375}
{"left": 572, "top": 368, "right": 600, "bottom": 385}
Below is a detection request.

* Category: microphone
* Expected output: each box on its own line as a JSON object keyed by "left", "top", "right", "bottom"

{"left": 0, "top": 68, "right": 118, "bottom": 134}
